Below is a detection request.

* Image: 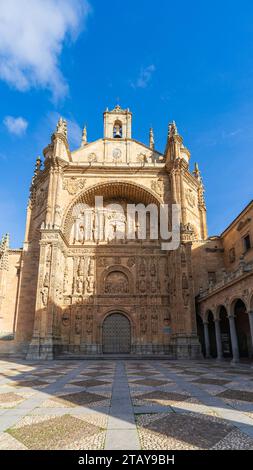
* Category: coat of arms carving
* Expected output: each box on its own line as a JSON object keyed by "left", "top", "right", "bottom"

{"left": 151, "top": 178, "right": 163, "bottom": 196}
{"left": 186, "top": 188, "right": 196, "bottom": 207}
{"left": 63, "top": 177, "right": 86, "bottom": 195}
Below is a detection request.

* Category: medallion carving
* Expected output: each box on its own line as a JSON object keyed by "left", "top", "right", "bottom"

{"left": 63, "top": 177, "right": 86, "bottom": 195}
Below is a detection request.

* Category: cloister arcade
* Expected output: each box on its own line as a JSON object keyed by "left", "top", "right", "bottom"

{"left": 197, "top": 293, "right": 253, "bottom": 362}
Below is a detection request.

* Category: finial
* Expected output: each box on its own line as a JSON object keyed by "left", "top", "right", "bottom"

{"left": 56, "top": 117, "right": 67, "bottom": 138}
{"left": 35, "top": 156, "right": 41, "bottom": 173}
{"left": 81, "top": 125, "right": 87, "bottom": 147}
{"left": 168, "top": 120, "right": 178, "bottom": 138}
{"left": 193, "top": 162, "right": 201, "bottom": 180}
{"left": 149, "top": 127, "right": 154, "bottom": 150}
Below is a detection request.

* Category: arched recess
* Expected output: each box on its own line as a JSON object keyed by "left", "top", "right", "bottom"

{"left": 207, "top": 310, "right": 217, "bottom": 358}
{"left": 217, "top": 305, "right": 232, "bottom": 358}
{"left": 102, "top": 311, "right": 131, "bottom": 354}
{"left": 232, "top": 298, "right": 252, "bottom": 358}
{"left": 62, "top": 180, "right": 165, "bottom": 243}
{"left": 99, "top": 265, "right": 134, "bottom": 295}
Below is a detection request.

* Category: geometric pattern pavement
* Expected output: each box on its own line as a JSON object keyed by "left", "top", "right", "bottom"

{"left": 0, "top": 359, "right": 253, "bottom": 449}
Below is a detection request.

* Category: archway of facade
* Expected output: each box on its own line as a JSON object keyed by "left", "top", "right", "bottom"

{"left": 62, "top": 180, "right": 165, "bottom": 244}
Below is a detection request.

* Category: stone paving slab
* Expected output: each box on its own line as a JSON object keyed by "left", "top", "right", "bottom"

{"left": 0, "top": 358, "right": 253, "bottom": 449}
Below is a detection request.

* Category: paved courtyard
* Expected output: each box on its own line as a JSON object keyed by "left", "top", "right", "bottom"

{"left": 0, "top": 359, "right": 253, "bottom": 450}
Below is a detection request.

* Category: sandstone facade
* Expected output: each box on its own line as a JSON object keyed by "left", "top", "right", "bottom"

{"left": 0, "top": 105, "right": 252, "bottom": 361}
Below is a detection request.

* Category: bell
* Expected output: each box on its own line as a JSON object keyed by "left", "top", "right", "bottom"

{"left": 114, "top": 124, "right": 122, "bottom": 138}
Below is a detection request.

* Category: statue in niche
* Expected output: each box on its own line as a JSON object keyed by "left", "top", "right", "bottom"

{"left": 43, "top": 272, "right": 49, "bottom": 287}
{"left": 54, "top": 205, "right": 62, "bottom": 228}
{"left": 140, "top": 313, "right": 147, "bottom": 334}
{"left": 75, "top": 320, "right": 81, "bottom": 335}
{"left": 138, "top": 279, "right": 146, "bottom": 293}
{"left": 86, "top": 314, "right": 93, "bottom": 334}
{"left": 182, "top": 273, "right": 189, "bottom": 290}
{"left": 151, "top": 314, "right": 158, "bottom": 334}
{"left": 150, "top": 261, "right": 156, "bottom": 277}
{"left": 41, "top": 287, "right": 48, "bottom": 307}
{"left": 183, "top": 290, "right": 190, "bottom": 307}
{"left": 88, "top": 258, "right": 94, "bottom": 276}
{"left": 150, "top": 279, "right": 157, "bottom": 293}
{"left": 78, "top": 257, "right": 85, "bottom": 276}
{"left": 76, "top": 277, "right": 83, "bottom": 294}
{"left": 46, "top": 246, "right": 52, "bottom": 263}
{"left": 139, "top": 258, "right": 146, "bottom": 277}
{"left": 87, "top": 276, "right": 94, "bottom": 293}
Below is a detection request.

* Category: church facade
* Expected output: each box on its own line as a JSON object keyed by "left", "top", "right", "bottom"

{"left": 0, "top": 105, "right": 253, "bottom": 361}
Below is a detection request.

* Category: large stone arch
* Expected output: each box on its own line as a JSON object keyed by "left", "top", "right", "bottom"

{"left": 231, "top": 297, "right": 252, "bottom": 358}
{"left": 61, "top": 180, "right": 165, "bottom": 243}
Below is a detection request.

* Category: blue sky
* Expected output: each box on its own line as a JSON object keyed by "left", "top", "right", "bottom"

{"left": 1, "top": 0, "right": 253, "bottom": 247}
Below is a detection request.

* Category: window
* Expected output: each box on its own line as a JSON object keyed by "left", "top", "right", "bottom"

{"left": 243, "top": 234, "right": 251, "bottom": 252}
{"left": 113, "top": 120, "right": 122, "bottom": 138}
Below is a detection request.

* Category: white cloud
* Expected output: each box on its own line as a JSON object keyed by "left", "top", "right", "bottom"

{"left": 131, "top": 65, "right": 156, "bottom": 89}
{"left": 0, "top": 0, "right": 91, "bottom": 101}
{"left": 3, "top": 116, "right": 28, "bottom": 136}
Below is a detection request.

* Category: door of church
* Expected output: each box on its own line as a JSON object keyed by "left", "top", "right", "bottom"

{"left": 102, "top": 313, "right": 131, "bottom": 353}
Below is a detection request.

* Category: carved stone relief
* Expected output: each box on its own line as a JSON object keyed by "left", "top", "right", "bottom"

{"left": 63, "top": 177, "right": 86, "bottom": 195}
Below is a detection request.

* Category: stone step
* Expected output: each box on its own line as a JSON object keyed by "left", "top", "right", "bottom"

{"left": 55, "top": 354, "right": 175, "bottom": 360}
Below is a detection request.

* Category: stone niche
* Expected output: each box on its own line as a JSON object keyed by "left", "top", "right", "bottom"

{"left": 104, "top": 271, "right": 129, "bottom": 294}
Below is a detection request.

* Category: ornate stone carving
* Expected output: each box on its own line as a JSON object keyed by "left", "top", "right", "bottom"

{"left": 151, "top": 313, "right": 158, "bottom": 334}
{"left": 182, "top": 273, "right": 189, "bottom": 290}
{"left": 62, "top": 311, "right": 70, "bottom": 326}
{"left": 87, "top": 276, "right": 94, "bottom": 293}
{"left": 112, "top": 148, "right": 122, "bottom": 162}
{"left": 138, "top": 279, "right": 146, "bottom": 293}
{"left": 98, "top": 257, "right": 108, "bottom": 267}
{"left": 105, "top": 271, "right": 129, "bottom": 294}
{"left": 63, "top": 177, "right": 86, "bottom": 195}
{"left": 139, "top": 258, "right": 146, "bottom": 277}
{"left": 150, "top": 260, "right": 156, "bottom": 276}
{"left": 41, "top": 287, "right": 48, "bottom": 307}
{"left": 182, "top": 290, "right": 190, "bottom": 307}
{"left": 46, "top": 246, "right": 52, "bottom": 263}
{"left": 43, "top": 272, "right": 50, "bottom": 288}
{"left": 186, "top": 188, "right": 196, "bottom": 207}
{"left": 88, "top": 153, "right": 97, "bottom": 163}
{"left": 140, "top": 311, "right": 147, "bottom": 334}
{"left": 181, "top": 246, "right": 186, "bottom": 266}
{"left": 86, "top": 313, "right": 93, "bottom": 334}
{"left": 127, "top": 257, "right": 135, "bottom": 268}
{"left": 137, "top": 153, "right": 147, "bottom": 163}
{"left": 151, "top": 178, "right": 163, "bottom": 196}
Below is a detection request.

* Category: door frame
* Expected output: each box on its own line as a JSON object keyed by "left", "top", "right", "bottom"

{"left": 101, "top": 309, "right": 132, "bottom": 354}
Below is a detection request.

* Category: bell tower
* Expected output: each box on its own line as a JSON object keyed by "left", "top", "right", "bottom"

{"left": 103, "top": 105, "right": 132, "bottom": 139}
